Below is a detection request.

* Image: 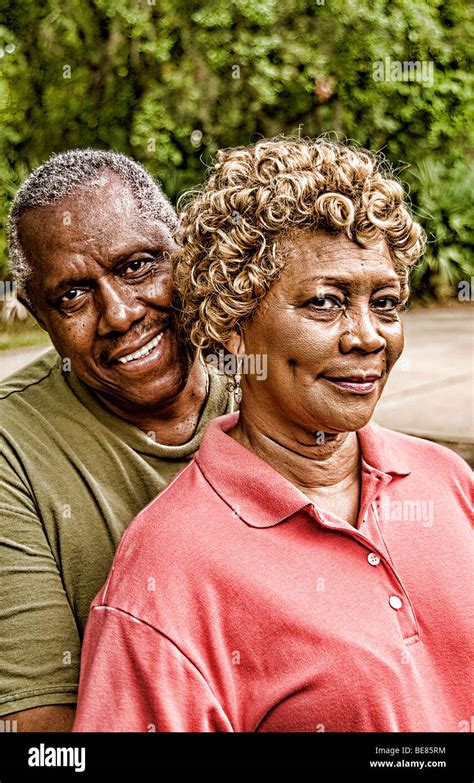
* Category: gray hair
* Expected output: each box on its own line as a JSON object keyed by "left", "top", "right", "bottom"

{"left": 8, "top": 149, "right": 178, "bottom": 304}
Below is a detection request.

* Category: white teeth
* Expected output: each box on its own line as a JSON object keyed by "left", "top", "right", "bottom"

{"left": 117, "top": 332, "right": 163, "bottom": 364}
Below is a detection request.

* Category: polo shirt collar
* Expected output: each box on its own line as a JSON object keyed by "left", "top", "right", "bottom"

{"left": 195, "top": 412, "right": 411, "bottom": 529}
{"left": 357, "top": 420, "right": 412, "bottom": 478}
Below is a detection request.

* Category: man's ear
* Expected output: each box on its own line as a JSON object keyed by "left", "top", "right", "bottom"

{"left": 17, "top": 289, "right": 47, "bottom": 331}
{"left": 222, "top": 329, "right": 247, "bottom": 358}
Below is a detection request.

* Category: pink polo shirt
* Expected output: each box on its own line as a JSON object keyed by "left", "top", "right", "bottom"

{"left": 73, "top": 413, "right": 473, "bottom": 733}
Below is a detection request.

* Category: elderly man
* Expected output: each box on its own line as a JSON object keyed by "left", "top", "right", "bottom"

{"left": 0, "top": 150, "right": 234, "bottom": 732}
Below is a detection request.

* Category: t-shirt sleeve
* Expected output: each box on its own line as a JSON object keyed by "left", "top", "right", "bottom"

{"left": 0, "top": 446, "right": 80, "bottom": 715}
{"left": 73, "top": 605, "right": 234, "bottom": 732}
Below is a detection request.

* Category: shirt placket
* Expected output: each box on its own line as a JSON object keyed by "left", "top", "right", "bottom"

{"left": 308, "top": 475, "right": 420, "bottom": 645}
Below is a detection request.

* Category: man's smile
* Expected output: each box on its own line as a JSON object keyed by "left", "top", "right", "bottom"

{"left": 105, "top": 327, "right": 170, "bottom": 375}
{"left": 116, "top": 332, "right": 164, "bottom": 364}
{"left": 108, "top": 328, "right": 167, "bottom": 364}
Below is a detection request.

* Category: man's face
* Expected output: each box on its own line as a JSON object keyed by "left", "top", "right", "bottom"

{"left": 18, "top": 172, "right": 191, "bottom": 410}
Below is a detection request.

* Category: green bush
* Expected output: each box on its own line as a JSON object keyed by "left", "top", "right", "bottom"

{"left": 407, "top": 158, "right": 474, "bottom": 302}
{"left": 1, "top": 0, "right": 472, "bottom": 299}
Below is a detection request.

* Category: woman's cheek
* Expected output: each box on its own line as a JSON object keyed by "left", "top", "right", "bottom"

{"left": 386, "top": 323, "right": 404, "bottom": 368}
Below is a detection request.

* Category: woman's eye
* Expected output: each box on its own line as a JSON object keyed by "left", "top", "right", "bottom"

{"left": 308, "top": 296, "right": 343, "bottom": 310}
{"left": 372, "top": 297, "right": 400, "bottom": 311}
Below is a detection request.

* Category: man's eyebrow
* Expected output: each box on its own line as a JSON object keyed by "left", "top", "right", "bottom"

{"left": 45, "top": 277, "right": 95, "bottom": 300}
{"left": 45, "top": 246, "right": 168, "bottom": 300}
{"left": 111, "top": 245, "right": 167, "bottom": 266}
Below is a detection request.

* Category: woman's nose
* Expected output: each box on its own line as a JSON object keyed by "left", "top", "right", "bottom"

{"left": 338, "top": 306, "right": 386, "bottom": 354}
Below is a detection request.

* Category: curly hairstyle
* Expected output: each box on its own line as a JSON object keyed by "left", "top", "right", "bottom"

{"left": 173, "top": 136, "right": 425, "bottom": 355}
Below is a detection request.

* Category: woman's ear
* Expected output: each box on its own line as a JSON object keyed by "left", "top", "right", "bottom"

{"left": 222, "top": 329, "right": 247, "bottom": 358}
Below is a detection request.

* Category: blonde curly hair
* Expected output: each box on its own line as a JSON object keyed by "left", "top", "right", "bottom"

{"left": 173, "top": 136, "right": 425, "bottom": 355}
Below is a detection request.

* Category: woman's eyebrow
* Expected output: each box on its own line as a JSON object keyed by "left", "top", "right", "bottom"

{"left": 300, "top": 276, "right": 350, "bottom": 285}
{"left": 299, "top": 274, "right": 400, "bottom": 287}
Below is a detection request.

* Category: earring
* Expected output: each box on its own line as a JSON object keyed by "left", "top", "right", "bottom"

{"left": 232, "top": 355, "right": 244, "bottom": 404}
{"left": 233, "top": 371, "right": 242, "bottom": 404}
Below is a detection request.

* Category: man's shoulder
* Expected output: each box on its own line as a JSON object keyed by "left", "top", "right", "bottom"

{"left": 0, "top": 348, "right": 61, "bottom": 402}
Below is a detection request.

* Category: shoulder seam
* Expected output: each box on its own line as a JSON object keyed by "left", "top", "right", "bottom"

{"left": 0, "top": 362, "right": 58, "bottom": 401}
{"left": 91, "top": 604, "right": 233, "bottom": 726}
{"left": 0, "top": 684, "right": 78, "bottom": 705}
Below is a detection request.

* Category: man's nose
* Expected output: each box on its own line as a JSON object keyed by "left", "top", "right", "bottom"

{"left": 339, "top": 305, "right": 386, "bottom": 354}
{"left": 96, "top": 278, "right": 146, "bottom": 336}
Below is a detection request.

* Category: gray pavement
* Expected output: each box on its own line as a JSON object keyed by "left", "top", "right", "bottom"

{"left": 0, "top": 343, "right": 52, "bottom": 380}
{"left": 373, "top": 305, "right": 473, "bottom": 444}
{"left": 1, "top": 306, "right": 472, "bottom": 462}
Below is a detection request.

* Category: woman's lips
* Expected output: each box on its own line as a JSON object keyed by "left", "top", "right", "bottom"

{"left": 322, "top": 376, "right": 380, "bottom": 395}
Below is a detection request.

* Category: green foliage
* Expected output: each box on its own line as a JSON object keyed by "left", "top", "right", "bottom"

{"left": 0, "top": 0, "right": 472, "bottom": 299}
{"left": 407, "top": 158, "right": 474, "bottom": 303}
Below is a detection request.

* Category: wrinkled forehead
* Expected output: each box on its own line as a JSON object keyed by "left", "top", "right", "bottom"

{"left": 277, "top": 227, "right": 395, "bottom": 275}
{"left": 279, "top": 226, "right": 392, "bottom": 260}
{"left": 18, "top": 173, "right": 173, "bottom": 268}
{"left": 18, "top": 172, "right": 141, "bottom": 244}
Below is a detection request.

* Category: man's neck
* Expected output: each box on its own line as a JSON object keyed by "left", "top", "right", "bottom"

{"left": 96, "top": 357, "right": 210, "bottom": 446}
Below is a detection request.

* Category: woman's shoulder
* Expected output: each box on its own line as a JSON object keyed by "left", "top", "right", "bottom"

{"left": 369, "top": 421, "right": 472, "bottom": 482}
{"left": 93, "top": 457, "right": 219, "bottom": 615}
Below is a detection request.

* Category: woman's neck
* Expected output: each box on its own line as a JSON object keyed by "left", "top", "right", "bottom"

{"left": 228, "top": 409, "right": 361, "bottom": 497}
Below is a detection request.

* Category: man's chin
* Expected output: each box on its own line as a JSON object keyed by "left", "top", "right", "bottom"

{"left": 95, "top": 381, "right": 186, "bottom": 413}
{"left": 81, "top": 363, "right": 189, "bottom": 411}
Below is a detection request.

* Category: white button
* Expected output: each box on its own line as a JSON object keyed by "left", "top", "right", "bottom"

{"left": 389, "top": 595, "right": 403, "bottom": 610}
{"left": 367, "top": 552, "right": 380, "bottom": 566}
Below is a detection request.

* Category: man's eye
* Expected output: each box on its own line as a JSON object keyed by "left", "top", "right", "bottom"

{"left": 122, "top": 258, "right": 155, "bottom": 276}
{"left": 58, "top": 289, "right": 86, "bottom": 306}
{"left": 308, "top": 296, "right": 344, "bottom": 310}
{"left": 372, "top": 297, "right": 400, "bottom": 311}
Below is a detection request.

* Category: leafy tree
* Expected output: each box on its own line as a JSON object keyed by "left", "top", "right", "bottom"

{"left": 0, "top": 0, "right": 472, "bottom": 298}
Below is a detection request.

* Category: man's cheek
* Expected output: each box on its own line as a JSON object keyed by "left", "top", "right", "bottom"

{"left": 52, "top": 329, "right": 94, "bottom": 366}
{"left": 144, "top": 270, "right": 173, "bottom": 301}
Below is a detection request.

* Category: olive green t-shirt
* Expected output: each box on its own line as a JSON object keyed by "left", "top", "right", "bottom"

{"left": 0, "top": 348, "right": 234, "bottom": 716}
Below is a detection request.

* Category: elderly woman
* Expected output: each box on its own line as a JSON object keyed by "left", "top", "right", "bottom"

{"left": 74, "top": 138, "right": 471, "bottom": 733}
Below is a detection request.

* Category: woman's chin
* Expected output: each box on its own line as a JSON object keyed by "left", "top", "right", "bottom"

{"left": 305, "top": 409, "right": 376, "bottom": 435}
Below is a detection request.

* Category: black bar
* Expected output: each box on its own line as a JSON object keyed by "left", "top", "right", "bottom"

{"left": 0, "top": 732, "right": 471, "bottom": 779}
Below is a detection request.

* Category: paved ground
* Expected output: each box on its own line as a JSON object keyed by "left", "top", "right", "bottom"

{"left": 373, "top": 305, "right": 473, "bottom": 442}
{"left": 0, "top": 343, "right": 52, "bottom": 379}
{"left": 1, "top": 305, "right": 472, "bottom": 463}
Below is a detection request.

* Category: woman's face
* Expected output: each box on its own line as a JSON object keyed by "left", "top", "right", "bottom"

{"left": 235, "top": 228, "right": 404, "bottom": 439}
